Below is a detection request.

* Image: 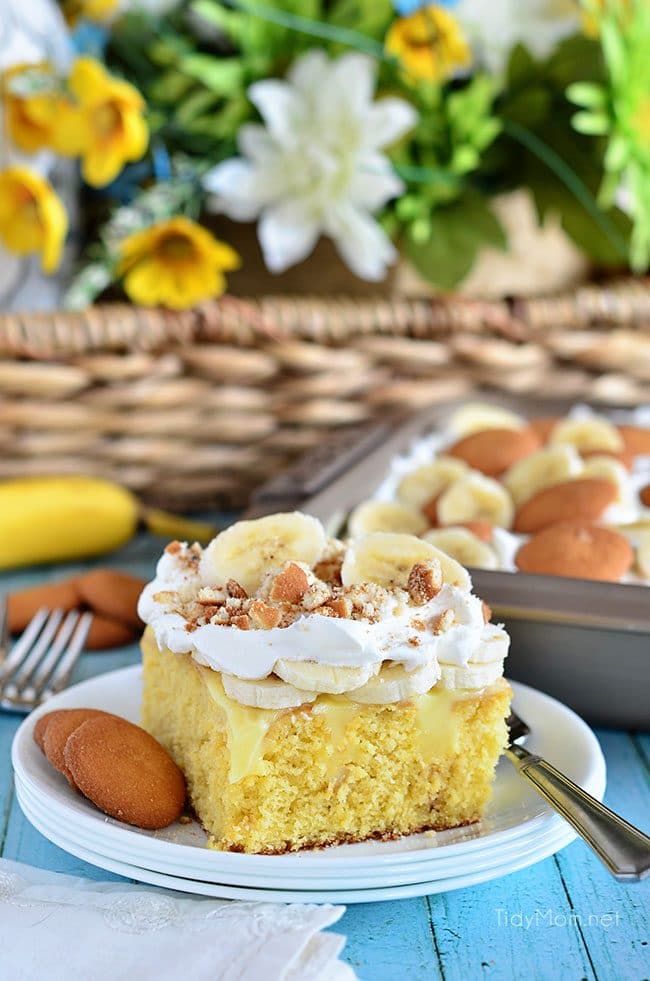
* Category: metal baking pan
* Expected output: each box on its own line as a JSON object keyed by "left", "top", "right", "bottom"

{"left": 246, "top": 395, "right": 650, "bottom": 728}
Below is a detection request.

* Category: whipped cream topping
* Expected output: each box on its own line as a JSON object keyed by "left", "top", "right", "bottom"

{"left": 138, "top": 541, "right": 508, "bottom": 687}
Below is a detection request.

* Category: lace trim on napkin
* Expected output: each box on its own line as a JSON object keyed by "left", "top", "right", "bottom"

{"left": 0, "top": 867, "right": 330, "bottom": 936}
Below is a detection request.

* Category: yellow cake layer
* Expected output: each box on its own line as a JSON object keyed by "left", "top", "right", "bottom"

{"left": 141, "top": 627, "right": 511, "bottom": 854}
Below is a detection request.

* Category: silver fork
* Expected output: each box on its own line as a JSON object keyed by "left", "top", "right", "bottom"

{"left": 0, "top": 601, "right": 93, "bottom": 712}
{"left": 506, "top": 710, "right": 650, "bottom": 882}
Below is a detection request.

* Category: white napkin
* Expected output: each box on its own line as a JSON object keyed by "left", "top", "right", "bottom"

{"left": 0, "top": 859, "right": 356, "bottom": 981}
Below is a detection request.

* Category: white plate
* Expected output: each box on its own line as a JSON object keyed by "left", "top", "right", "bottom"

{"left": 15, "top": 782, "right": 576, "bottom": 904}
{"left": 12, "top": 666, "right": 605, "bottom": 890}
{"left": 16, "top": 774, "right": 574, "bottom": 890}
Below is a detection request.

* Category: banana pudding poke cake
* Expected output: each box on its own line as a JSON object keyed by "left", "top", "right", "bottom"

{"left": 138, "top": 513, "right": 511, "bottom": 854}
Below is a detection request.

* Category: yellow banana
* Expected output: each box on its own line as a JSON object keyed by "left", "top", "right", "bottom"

{"left": 143, "top": 508, "right": 217, "bottom": 544}
{"left": 0, "top": 476, "right": 139, "bottom": 569}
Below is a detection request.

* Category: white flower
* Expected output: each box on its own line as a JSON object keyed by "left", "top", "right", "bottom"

{"left": 203, "top": 50, "right": 417, "bottom": 281}
{"left": 455, "top": 0, "right": 580, "bottom": 74}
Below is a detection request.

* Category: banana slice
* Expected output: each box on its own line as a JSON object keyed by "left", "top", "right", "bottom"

{"left": 635, "top": 532, "right": 650, "bottom": 578}
{"left": 447, "top": 402, "right": 525, "bottom": 437}
{"left": 221, "top": 673, "right": 317, "bottom": 709}
{"left": 502, "top": 445, "right": 583, "bottom": 507}
{"left": 341, "top": 532, "right": 471, "bottom": 592}
{"left": 581, "top": 454, "right": 627, "bottom": 501}
{"left": 422, "top": 527, "right": 498, "bottom": 570}
{"left": 348, "top": 501, "right": 428, "bottom": 538}
{"left": 437, "top": 473, "right": 514, "bottom": 528}
{"left": 438, "top": 659, "right": 504, "bottom": 690}
{"left": 550, "top": 416, "right": 624, "bottom": 453}
{"left": 346, "top": 659, "right": 440, "bottom": 704}
{"left": 468, "top": 631, "right": 510, "bottom": 664}
{"left": 273, "top": 659, "right": 379, "bottom": 694}
{"left": 396, "top": 457, "right": 469, "bottom": 510}
{"left": 201, "top": 512, "right": 326, "bottom": 594}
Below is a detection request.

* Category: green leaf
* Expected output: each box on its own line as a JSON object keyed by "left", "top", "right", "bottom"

{"left": 403, "top": 190, "right": 507, "bottom": 289}
{"left": 502, "top": 118, "right": 630, "bottom": 265}
{"left": 534, "top": 177, "right": 631, "bottom": 266}
{"left": 148, "top": 37, "right": 193, "bottom": 68}
{"left": 499, "top": 86, "right": 552, "bottom": 128}
{"left": 148, "top": 70, "right": 195, "bottom": 103}
{"left": 566, "top": 81, "right": 607, "bottom": 108}
{"left": 604, "top": 134, "right": 628, "bottom": 173}
{"left": 174, "top": 88, "right": 222, "bottom": 126}
{"left": 185, "top": 96, "right": 249, "bottom": 138}
{"left": 327, "top": 0, "right": 393, "bottom": 43}
{"left": 572, "top": 111, "right": 610, "bottom": 135}
{"left": 179, "top": 55, "right": 245, "bottom": 94}
{"left": 215, "top": 0, "right": 390, "bottom": 60}
{"left": 546, "top": 34, "right": 604, "bottom": 89}
{"left": 506, "top": 43, "right": 537, "bottom": 88}
{"left": 450, "top": 146, "right": 480, "bottom": 174}
{"left": 190, "top": 0, "right": 243, "bottom": 43}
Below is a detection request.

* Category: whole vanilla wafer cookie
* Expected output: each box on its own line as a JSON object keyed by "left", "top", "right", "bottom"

{"left": 76, "top": 570, "right": 145, "bottom": 631}
{"left": 64, "top": 714, "right": 186, "bottom": 829}
{"left": 513, "top": 478, "right": 617, "bottom": 534}
{"left": 447, "top": 427, "right": 540, "bottom": 477}
{"left": 515, "top": 522, "right": 633, "bottom": 581}
{"left": 39, "top": 709, "right": 115, "bottom": 788}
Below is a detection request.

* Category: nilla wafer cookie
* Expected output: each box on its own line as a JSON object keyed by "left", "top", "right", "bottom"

{"left": 64, "top": 714, "right": 186, "bottom": 829}
{"left": 513, "top": 478, "right": 617, "bottom": 534}
{"left": 447, "top": 427, "right": 540, "bottom": 476}
{"left": 84, "top": 615, "right": 138, "bottom": 651}
{"left": 515, "top": 522, "right": 633, "bottom": 581}
{"left": 8, "top": 579, "right": 81, "bottom": 634}
{"left": 39, "top": 708, "right": 114, "bottom": 788}
{"left": 76, "top": 570, "right": 145, "bottom": 632}
{"left": 618, "top": 425, "right": 650, "bottom": 458}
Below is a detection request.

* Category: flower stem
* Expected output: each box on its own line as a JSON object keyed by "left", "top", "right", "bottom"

{"left": 217, "top": 0, "right": 394, "bottom": 63}
{"left": 502, "top": 117, "right": 629, "bottom": 261}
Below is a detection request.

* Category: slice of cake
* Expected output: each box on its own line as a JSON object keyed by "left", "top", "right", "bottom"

{"left": 139, "top": 512, "right": 511, "bottom": 854}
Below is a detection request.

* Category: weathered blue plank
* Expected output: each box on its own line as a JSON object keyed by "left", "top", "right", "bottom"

{"left": 0, "top": 714, "right": 17, "bottom": 851}
{"left": 633, "top": 732, "right": 650, "bottom": 774}
{"left": 337, "top": 898, "right": 442, "bottom": 981}
{"left": 552, "top": 730, "right": 650, "bottom": 981}
{"left": 3, "top": 792, "right": 127, "bottom": 882}
{"left": 428, "top": 852, "right": 596, "bottom": 981}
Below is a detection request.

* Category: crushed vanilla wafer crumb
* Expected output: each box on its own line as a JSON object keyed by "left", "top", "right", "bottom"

{"left": 269, "top": 562, "right": 310, "bottom": 604}
{"left": 432, "top": 609, "right": 455, "bottom": 635}
{"left": 407, "top": 560, "right": 443, "bottom": 605}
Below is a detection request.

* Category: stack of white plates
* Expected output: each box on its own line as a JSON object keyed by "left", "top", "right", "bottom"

{"left": 12, "top": 667, "right": 606, "bottom": 903}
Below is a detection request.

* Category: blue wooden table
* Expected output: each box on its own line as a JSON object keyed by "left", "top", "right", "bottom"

{"left": 1, "top": 534, "right": 649, "bottom": 980}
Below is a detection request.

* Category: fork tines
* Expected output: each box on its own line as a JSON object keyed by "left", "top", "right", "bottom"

{"left": 0, "top": 602, "right": 93, "bottom": 711}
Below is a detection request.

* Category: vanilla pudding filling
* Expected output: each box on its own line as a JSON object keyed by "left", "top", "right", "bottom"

{"left": 138, "top": 536, "right": 509, "bottom": 707}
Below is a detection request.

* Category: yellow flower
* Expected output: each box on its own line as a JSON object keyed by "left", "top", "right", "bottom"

{"left": 61, "top": 0, "right": 119, "bottom": 26}
{"left": 386, "top": 5, "right": 471, "bottom": 83}
{"left": 0, "top": 167, "right": 67, "bottom": 273}
{"left": 117, "top": 217, "right": 241, "bottom": 309}
{"left": 3, "top": 63, "right": 84, "bottom": 156}
{"left": 69, "top": 57, "right": 148, "bottom": 188}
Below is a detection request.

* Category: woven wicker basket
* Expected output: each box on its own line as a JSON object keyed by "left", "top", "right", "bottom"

{"left": 1, "top": 278, "right": 649, "bottom": 510}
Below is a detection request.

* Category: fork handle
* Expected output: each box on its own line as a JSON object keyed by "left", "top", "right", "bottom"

{"left": 505, "top": 744, "right": 650, "bottom": 881}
